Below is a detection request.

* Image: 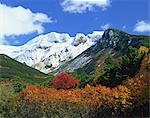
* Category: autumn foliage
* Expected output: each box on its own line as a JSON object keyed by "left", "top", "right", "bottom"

{"left": 14, "top": 55, "right": 149, "bottom": 117}
{"left": 1, "top": 53, "right": 149, "bottom": 118}
{"left": 15, "top": 71, "right": 149, "bottom": 117}
{"left": 48, "top": 72, "right": 80, "bottom": 89}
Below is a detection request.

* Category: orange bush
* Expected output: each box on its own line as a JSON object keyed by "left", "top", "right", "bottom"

{"left": 16, "top": 84, "right": 131, "bottom": 110}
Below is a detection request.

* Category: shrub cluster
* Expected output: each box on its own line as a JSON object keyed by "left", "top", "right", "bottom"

{"left": 15, "top": 72, "right": 149, "bottom": 118}
{"left": 48, "top": 72, "right": 80, "bottom": 89}
{"left": 97, "top": 46, "right": 147, "bottom": 87}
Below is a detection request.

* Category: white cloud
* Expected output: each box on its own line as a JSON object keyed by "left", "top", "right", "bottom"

{"left": 134, "top": 21, "right": 150, "bottom": 32}
{"left": 100, "top": 23, "right": 111, "bottom": 30}
{"left": 61, "top": 0, "right": 110, "bottom": 13}
{"left": 0, "top": 4, "right": 54, "bottom": 44}
{"left": 122, "top": 25, "right": 126, "bottom": 29}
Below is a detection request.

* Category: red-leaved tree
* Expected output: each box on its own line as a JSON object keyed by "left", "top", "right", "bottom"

{"left": 48, "top": 72, "right": 80, "bottom": 89}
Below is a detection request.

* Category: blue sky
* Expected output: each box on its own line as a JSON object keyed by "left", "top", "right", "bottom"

{"left": 0, "top": 0, "right": 150, "bottom": 46}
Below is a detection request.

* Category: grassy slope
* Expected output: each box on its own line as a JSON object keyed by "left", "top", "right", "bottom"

{"left": 0, "top": 54, "right": 53, "bottom": 84}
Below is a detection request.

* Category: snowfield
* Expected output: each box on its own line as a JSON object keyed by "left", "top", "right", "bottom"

{"left": 0, "top": 31, "right": 103, "bottom": 73}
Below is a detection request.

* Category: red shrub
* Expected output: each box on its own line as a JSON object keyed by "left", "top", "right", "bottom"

{"left": 48, "top": 72, "right": 80, "bottom": 89}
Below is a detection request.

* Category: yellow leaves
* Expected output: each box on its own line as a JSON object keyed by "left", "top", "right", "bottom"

{"left": 112, "top": 85, "right": 132, "bottom": 112}
{"left": 114, "top": 94, "right": 119, "bottom": 99}
{"left": 121, "top": 99, "right": 126, "bottom": 105}
{"left": 114, "top": 107, "right": 117, "bottom": 110}
{"left": 86, "top": 84, "right": 91, "bottom": 88}
{"left": 138, "top": 46, "right": 149, "bottom": 54}
{"left": 92, "top": 69, "right": 101, "bottom": 84}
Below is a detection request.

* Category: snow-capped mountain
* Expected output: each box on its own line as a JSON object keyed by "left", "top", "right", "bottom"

{"left": 0, "top": 31, "right": 103, "bottom": 73}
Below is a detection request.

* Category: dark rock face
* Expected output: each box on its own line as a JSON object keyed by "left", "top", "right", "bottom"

{"left": 97, "top": 29, "right": 130, "bottom": 51}
{"left": 101, "top": 29, "right": 129, "bottom": 42}
{"left": 95, "top": 28, "right": 148, "bottom": 53}
{"left": 89, "top": 29, "right": 130, "bottom": 55}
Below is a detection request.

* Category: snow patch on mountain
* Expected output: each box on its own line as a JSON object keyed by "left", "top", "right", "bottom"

{"left": 0, "top": 31, "right": 104, "bottom": 73}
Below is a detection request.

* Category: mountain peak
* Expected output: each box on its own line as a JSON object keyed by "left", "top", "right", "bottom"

{"left": 102, "top": 28, "right": 129, "bottom": 40}
{"left": 0, "top": 31, "right": 104, "bottom": 73}
{"left": 96, "top": 28, "right": 130, "bottom": 50}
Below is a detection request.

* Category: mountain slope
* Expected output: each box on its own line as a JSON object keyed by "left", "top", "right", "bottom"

{"left": 0, "top": 31, "right": 103, "bottom": 73}
{"left": 55, "top": 29, "right": 150, "bottom": 75}
{"left": 0, "top": 54, "right": 51, "bottom": 84}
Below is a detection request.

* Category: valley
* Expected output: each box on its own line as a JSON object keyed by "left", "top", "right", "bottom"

{"left": 0, "top": 29, "right": 150, "bottom": 118}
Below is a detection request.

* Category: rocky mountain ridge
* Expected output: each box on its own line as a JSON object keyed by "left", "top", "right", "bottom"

{"left": 54, "top": 28, "right": 149, "bottom": 75}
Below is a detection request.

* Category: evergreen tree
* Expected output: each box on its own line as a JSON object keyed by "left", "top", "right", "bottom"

{"left": 98, "top": 56, "right": 121, "bottom": 87}
{"left": 97, "top": 46, "right": 145, "bottom": 87}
